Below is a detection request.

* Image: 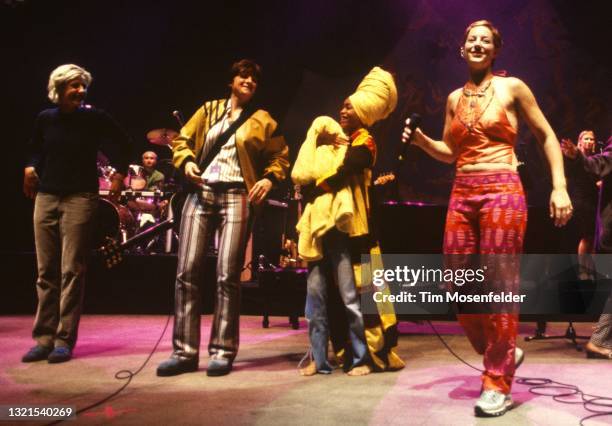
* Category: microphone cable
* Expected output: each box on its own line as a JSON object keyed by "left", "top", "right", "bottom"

{"left": 426, "top": 320, "right": 612, "bottom": 425}
{"left": 45, "top": 309, "right": 173, "bottom": 425}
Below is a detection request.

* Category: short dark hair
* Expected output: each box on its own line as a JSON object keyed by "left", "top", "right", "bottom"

{"left": 229, "top": 59, "right": 262, "bottom": 83}
{"left": 463, "top": 20, "right": 503, "bottom": 50}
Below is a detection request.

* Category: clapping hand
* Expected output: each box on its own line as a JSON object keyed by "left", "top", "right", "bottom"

{"left": 560, "top": 138, "right": 578, "bottom": 159}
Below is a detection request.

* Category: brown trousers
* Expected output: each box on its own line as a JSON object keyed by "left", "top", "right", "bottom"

{"left": 32, "top": 192, "right": 98, "bottom": 349}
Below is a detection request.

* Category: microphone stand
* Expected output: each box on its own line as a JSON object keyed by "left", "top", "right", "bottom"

{"left": 164, "top": 109, "right": 185, "bottom": 253}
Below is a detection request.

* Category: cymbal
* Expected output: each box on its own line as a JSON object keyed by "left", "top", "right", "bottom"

{"left": 147, "top": 128, "right": 179, "bottom": 146}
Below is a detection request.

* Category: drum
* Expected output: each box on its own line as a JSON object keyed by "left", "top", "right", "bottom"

{"left": 98, "top": 177, "right": 111, "bottom": 190}
{"left": 92, "top": 198, "right": 137, "bottom": 249}
{"left": 97, "top": 164, "right": 116, "bottom": 190}
{"left": 124, "top": 164, "right": 147, "bottom": 191}
{"left": 156, "top": 158, "right": 181, "bottom": 192}
{"left": 127, "top": 194, "right": 160, "bottom": 216}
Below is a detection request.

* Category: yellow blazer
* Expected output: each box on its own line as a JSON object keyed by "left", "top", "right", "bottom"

{"left": 172, "top": 99, "right": 289, "bottom": 192}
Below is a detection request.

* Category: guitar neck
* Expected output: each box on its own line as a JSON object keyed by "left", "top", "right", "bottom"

{"left": 120, "top": 218, "right": 175, "bottom": 251}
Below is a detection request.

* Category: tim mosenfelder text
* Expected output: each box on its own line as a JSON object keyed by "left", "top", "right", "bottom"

{"left": 371, "top": 266, "right": 526, "bottom": 304}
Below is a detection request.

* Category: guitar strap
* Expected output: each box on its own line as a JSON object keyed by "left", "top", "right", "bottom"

{"left": 196, "top": 101, "right": 258, "bottom": 173}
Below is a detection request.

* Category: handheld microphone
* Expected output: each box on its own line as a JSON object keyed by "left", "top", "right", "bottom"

{"left": 398, "top": 113, "right": 421, "bottom": 161}
{"left": 172, "top": 110, "right": 185, "bottom": 127}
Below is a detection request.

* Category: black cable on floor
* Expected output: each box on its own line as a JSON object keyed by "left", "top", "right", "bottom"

{"left": 45, "top": 314, "right": 172, "bottom": 426}
{"left": 426, "top": 320, "right": 612, "bottom": 425}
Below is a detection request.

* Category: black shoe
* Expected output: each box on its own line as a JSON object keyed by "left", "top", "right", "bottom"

{"left": 206, "top": 358, "right": 233, "bottom": 376}
{"left": 48, "top": 347, "right": 72, "bottom": 363}
{"left": 156, "top": 357, "right": 198, "bottom": 376}
{"left": 22, "top": 345, "right": 52, "bottom": 363}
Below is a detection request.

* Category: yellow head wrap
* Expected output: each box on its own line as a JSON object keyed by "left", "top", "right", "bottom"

{"left": 348, "top": 66, "right": 397, "bottom": 128}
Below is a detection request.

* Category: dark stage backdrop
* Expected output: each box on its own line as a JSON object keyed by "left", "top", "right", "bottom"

{"left": 1, "top": 0, "right": 609, "bottom": 252}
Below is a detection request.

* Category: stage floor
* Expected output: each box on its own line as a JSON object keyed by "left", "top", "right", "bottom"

{"left": 1, "top": 316, "right": 610, "bottom": 425}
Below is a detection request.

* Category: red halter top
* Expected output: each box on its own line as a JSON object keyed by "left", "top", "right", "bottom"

{"left": 450, "top": 83, "right": 517, "bottom": 169}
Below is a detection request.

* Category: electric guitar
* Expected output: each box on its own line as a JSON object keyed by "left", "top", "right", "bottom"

{"left": 97, "top": 218, "right": 175, "bottom": 268}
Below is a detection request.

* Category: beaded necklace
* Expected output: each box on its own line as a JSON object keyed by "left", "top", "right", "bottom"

{"left": 458, "top": 78, "right": 494, "bottom": 133}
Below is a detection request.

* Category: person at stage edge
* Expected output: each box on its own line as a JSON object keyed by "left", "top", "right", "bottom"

{"left": 562, "top": 130, "right": 600, "bottom": 280}
{"left": 157, "top": 59, "right": 289, "bottom": 377}
{"left": 562, "top": 135, "right": 612, "bottom": 359}
{"left": 22, "top": 64, "right": 131, "bottom": 364}
{"left": 402, "top": 20, "right": 572, "bottom": 417}
{"left": 292, "top": 66, "right": 399, "bottom": 376}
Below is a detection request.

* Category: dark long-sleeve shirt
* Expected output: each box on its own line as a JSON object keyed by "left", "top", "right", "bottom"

{"left": 301, "top": 128, "right": 376, "bottom": 204}
{"left": 565, "top": 155, "right": 600, "bottom": 211}
{"left": 571, "top": 139, "right": 612, "bottom": 250}
{"left": 570, "top": 140, "right": 612, "bottom": 208}
{"left": 577, "top": 141, "right": 612, "bottom": 179}
{"left": 26, "top": 106, "right": 132, "bottom": 195}
{"left": 317, "top": 128, "right": 376, "bottom": 191}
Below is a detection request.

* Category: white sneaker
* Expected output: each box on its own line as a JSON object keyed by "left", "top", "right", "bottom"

{"left": 474, "top": 390, "right": 513, "bottom": 417}
{"left": 515, "top": 347, "right": 525, "bottom": 369}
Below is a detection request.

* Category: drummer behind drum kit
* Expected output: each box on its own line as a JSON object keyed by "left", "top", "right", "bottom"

{"left": 95, "top": 123, "right": 307, "bottom": 272}
{"left": 95, "top": 128, "right": 186, "bottom": 256}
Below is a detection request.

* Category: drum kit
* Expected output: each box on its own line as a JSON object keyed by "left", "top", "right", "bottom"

{"left": 95, "top": 126, "right": 307, "bottom": 269}
{"left": 95, "top": 128, "right": 183, "bottom": 254}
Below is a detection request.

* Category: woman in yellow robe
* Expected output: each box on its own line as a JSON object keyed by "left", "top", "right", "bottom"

{"left": 292, "top": 67, "right": 404, "bottom": 375}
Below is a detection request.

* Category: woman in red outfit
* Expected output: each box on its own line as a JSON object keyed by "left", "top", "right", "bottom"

{"left": 402, "top": 20, "right": 572, "bottom": 417}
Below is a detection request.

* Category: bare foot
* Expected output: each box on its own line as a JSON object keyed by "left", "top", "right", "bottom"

{"left": 586, "top": 341, "right": 612, "bottom": 358}
{"left": 299, "top": 362, "right": 318, "bottom": 376}
{"left": 347, "top": 365, "right": 372, "bottom": 376}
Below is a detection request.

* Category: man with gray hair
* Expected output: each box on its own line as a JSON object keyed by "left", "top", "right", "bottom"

{"left": 22, "top": 64, "right": 132, "bottom": 363}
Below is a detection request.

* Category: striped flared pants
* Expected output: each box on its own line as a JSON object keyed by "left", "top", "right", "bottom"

{"left": 172, "top": 187, "right": 251, "bottom": 361}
